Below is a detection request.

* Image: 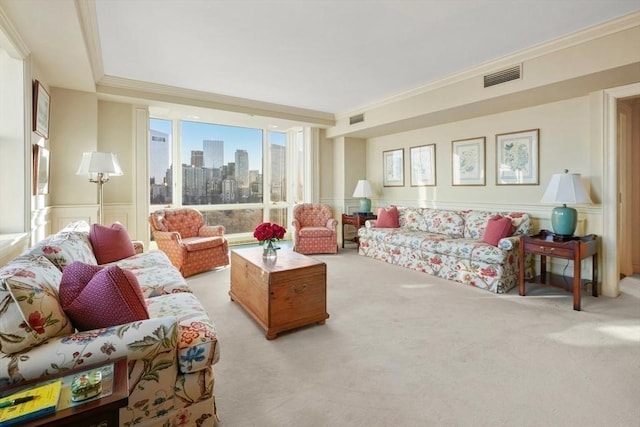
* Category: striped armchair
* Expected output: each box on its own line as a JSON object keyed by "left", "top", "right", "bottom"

{"left": 149, "top": 208, "right": 229, "bottom": 277}
{"left": 292, "top": 203, "right": 338, "bottom": 254}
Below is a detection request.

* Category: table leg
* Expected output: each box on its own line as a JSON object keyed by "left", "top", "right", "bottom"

{"left": 518, "top": 238, "right": 526, "bottom": 296}
{"left": 592, "top": 253, "right": 598, "bottom": 297}
{"left": 342, "top": 223, "right": 345, "bottom": 248}
{"left": 573, "top": 253, "right": 581, "bottom": 311}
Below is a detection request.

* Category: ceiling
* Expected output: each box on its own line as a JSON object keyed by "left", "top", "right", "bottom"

{"left": 1, "top": 0, "right": 639, "bottom": 120}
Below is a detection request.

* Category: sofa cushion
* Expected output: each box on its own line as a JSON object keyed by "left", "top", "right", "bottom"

{"left": 0, "top": 255, "right": 73, "bottom": 354}
{"left": 116, "top": 251, "right": 192, "bottom": 298}
{"left": 399, "top": 208, "right": 465, "bottom": 237}
{"left": 145, "top": 292, "right": 219, "bottom": 373}
{"left": 376, "top": 206, "right": 399, "bottom": 228}
{"left": 90, "top": 222, "right": 136, "bottom": 264}
{"left": 60, "top": 262, "right": 149, "bottom": 331}
{"left": 483, "top": 215, "right": 513, "bottom": 246}
{"left": 28, "top": 231, "right": 97, "bottom": 270}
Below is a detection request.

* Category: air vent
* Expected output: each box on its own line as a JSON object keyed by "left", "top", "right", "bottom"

{"left": 349, "top": 113, "right": 364, "bottom": 125}
{"left": 484, "top": 65, "right": 521, "bottom": 88}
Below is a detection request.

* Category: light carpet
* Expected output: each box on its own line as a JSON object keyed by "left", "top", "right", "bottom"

{"left": 186, "top": 248, "right": 640, "bottom": 427}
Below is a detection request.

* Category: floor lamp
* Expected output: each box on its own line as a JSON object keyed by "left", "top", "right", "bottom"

{"left": 76, "top": 152, "right": 123, "bottom": 225}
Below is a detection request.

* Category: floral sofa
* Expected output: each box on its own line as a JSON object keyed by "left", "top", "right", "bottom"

{"left": 358, "top": 207, "right": 533, "bottom": 294}
{"left": 0, "top": 221, "right": 220, "bottom": 427}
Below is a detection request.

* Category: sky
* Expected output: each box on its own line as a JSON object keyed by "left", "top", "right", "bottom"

{"left": 150, "top": 118, "right": 286, "bottom": 171}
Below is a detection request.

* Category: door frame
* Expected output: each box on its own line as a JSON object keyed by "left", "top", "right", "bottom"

{"left": 602, "top": 83, "right": 640, "bottom": 296}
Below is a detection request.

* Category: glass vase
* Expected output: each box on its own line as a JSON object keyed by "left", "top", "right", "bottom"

{"left": 262, "top": 240, "right": 277, "bottom": 262}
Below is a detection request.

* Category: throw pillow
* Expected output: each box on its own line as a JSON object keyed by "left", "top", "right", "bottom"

{"left": 376, "top": 206, "right": 399, "bottom": 228}
{"left": 90, "top": 222, "right": 136, "bottom": 265}
{"left": 482, "top": 215, "right": 513, "bottom": 246}
{"left": 1, "top": 255, "right": 74, "bottom": 354}
{"left": 60, "top": 262, "right": 149, "bottom": 331}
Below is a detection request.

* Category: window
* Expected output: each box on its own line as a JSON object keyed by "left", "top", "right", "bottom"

{"left": 149, "top": 118, "right": 305, "bottom": 241}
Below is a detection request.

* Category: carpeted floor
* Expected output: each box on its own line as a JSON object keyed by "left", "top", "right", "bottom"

{"left": 186, "top": 248, "right": 640, "bottom": 427}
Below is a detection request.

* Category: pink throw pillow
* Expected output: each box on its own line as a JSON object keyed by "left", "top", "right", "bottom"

{"left": 60, "top": 262, "right": 149, "bottom": 331}
{"left": 376, "top": 206, "right": 399, "bottom": 228}
{"left": 482, "top": 215, "right": 513, "bottom": 246}
{"left": 90, "top": 222, "right": 136, "bottom": 264}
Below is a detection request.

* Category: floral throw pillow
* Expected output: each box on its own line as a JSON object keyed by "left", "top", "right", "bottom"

{"left": 0, "top": 255, "right": 73, "bottom": 355}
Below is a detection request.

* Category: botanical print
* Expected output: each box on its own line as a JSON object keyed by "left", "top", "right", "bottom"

{"left": 496, "top": 129, "right": 539, "bottom": 185}
{"left": 410, "top": 144, "right": 436, "bottom": 186}
{"left": 383, "top": 149, "right": 404, "bottom": 187}
{"left": 452, "top": 137, "right": 485, "bottom": 186}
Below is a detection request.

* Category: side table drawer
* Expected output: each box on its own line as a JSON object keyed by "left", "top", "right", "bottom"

{"left": 524, "top": 242, "right": 573, "bottom": 258}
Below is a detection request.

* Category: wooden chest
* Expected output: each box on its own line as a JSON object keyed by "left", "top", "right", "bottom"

{"left": 229, "top": 247, "right": 329, "bottom": 339}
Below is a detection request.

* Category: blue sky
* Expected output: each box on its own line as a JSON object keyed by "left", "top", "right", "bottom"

{"left": 150, "top": 118, "right": 285, "bottom": 171}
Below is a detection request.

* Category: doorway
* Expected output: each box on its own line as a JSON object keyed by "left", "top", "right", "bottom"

{"left": 618, "top": 96, "right": 640, "bottom": 277}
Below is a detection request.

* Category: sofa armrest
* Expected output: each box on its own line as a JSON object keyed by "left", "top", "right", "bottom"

{"left": 198, "top": 225, "right": 225, "bottom": 237}
{"left": 325, "top": 218, "right": 338, "bottom": 231}
{"left": 132, "top": 240, "right": 144, "bottom": 254}
{"left": 365, "top": 220, "right": 377, "bottom": 228}
{"left": 0, "top": 317, "right": 178, "bottom": 386}
{"left": 498, "top": 235, "right": 521, "bottom": 251}
{"left": 152, "top": 230, "right": 182, "bottom": 243}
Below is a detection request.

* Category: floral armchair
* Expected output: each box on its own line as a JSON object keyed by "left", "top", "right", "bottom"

{"left": 149, "top": 208, "right": 229, "bottom": 277}
{"left": 292, "top": 203, "right": 338, "bottom": 254}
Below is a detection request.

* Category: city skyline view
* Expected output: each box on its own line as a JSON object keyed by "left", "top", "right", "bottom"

{"left": 150, "top": 118, "right": 285, "bottom": 172}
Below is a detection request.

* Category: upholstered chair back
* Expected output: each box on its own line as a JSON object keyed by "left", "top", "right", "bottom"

{"left": 149, "top": 208, "right": 204, "bottom": 238}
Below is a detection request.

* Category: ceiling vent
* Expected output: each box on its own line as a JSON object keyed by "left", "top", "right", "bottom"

{"left": 484, "top": 65, "right": 521, "bottom": 88}
{"left": 349, "top": 113, "right": 364, "bottom": 125}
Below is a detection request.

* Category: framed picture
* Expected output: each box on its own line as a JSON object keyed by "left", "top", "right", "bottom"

{"left": 383, "top": 148, "right": 404, "bottom": 187}
{"left": 410, "top": 144, "right": 436, "bottom": 186}
{"left": 452, "top": 137, "right": 485, "bottom": 186}
{"left": 33, "top": 144, "right": 50, "bottom": 195}
{"left": 495, "top": 129, "right": 539, "bottom": 185}
{"left": 33, "top": 80, "right": 50, "bottom": 139}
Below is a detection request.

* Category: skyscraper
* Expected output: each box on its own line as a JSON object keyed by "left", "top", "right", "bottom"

{"left": 150, "top": 128, "right": 170, "bottom": 184}
{"left": 203, "top": 139, "right": 224, "bottom": 169}
{"left": 235, "top": 149, "right": 249, "bottom": 187}
{"left": 191, "top": 150, "right": 204, "bottom": 167}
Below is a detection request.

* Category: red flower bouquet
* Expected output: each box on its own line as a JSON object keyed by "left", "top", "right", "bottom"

{"left": 253, "top": 222, "right": 286, "bottom": 246}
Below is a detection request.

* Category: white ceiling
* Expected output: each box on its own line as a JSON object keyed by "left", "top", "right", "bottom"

{"left": 2, "top": 0, "right": 639, "bottom": 117}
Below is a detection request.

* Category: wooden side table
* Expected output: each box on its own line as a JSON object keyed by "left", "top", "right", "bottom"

{"left": 1, "top": 358, "right": 128, "bottom": 427}
{"left": 342, "top": 213, "right": 377, "bottom": 248}
{"left": 519, "top": 230, "right": 598, "bottom": 311}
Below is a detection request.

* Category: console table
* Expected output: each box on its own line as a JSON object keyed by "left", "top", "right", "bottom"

{"left": 519, "top": 230, "right": 598, "bottom": 311}
{"left": 341, "top": 213, "right": 377, "bottom": 248}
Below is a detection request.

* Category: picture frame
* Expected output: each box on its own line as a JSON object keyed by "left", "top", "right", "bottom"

{"left": 452, "top": 137, "right": 485, "bottom": 186}
{"left": 409, "top": 144, "right": 436, "bottom": 186}
{"left": 495, "top": 129, "right": 539, "bottom": 185}
{"left": 383, "top": 148, "right": 404, "bottom": 187}
{"left": 33, "top": 80, "right": 50, "bottom": 139}
{"left": 33, "top": 144, "right": 50, "bottom": 195}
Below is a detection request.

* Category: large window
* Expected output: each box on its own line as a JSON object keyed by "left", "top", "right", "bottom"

{"left": 149, "top": 118, "right": 303, "bottom": 241}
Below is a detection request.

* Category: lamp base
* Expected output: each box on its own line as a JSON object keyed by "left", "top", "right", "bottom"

{"left": 551, "top": 205, "right": 577, "bottom": 237}
{"left": 359, "top": 198, "right": 371, "bottom": 214}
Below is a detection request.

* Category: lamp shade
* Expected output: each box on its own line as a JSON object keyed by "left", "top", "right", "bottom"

{"left": 352, "top": 180, "right": 373, "bottom": 198}
{"left": 76, "top": 152, "right": 123, "bottom": 177}
{"left": 541, "top": 170, "right": 591, "bottom": 237}
{"left": 540, "top": 170, "right": 592, "bottom": 205}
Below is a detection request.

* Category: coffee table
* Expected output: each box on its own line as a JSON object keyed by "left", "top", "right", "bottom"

{"left": 229, "top": 246, "right": 329, "bottom": 339}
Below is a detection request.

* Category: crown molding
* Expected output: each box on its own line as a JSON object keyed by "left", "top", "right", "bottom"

{"left": 96, "top": 75, "right": 335, "bottom": 126}
{"left": 337, "top": 10, "right": 640, "bottom": 119}
{"left": 0, "top": 4, "right": 29, "bottom": 59}
{"left": 75, "top": 0, "right": 104, "bottom": 83}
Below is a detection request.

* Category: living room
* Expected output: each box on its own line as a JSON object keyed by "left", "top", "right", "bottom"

{"left": 0, "top": 2, "right": 639, "bottom": 424}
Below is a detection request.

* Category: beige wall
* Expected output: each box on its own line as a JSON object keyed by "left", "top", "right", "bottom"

{"left": 365, "top": 96, "right": 594, "bottom": 215}
{"left": 49, "top": 88, "right": 97, "bottom": 206}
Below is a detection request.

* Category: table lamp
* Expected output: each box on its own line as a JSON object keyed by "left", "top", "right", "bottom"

{"left": 352, "top": 179, "right": 373, "bottom": 214}
{"left": 540, "top": 169, "right": 592, "bottom": 237}
{"left": 76, "top": 152, "right": 123, "bottom": 224}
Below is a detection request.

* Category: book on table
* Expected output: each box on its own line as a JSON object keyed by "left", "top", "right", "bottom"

{"left": 0, "top": 379, "right": 62, "bottom": 426}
